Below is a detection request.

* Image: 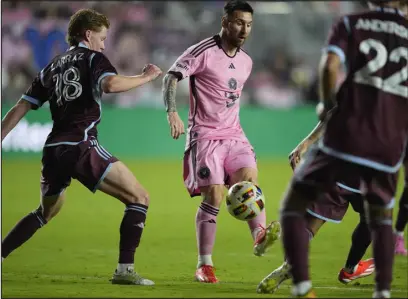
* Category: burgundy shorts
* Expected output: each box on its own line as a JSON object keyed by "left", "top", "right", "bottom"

{"left": 41, "top": 138, "right": 118, "bottom": 196}
{"left": 306, "top": 181, "right": 364, "bottom": 223}
{"left": 293, "top": 147, "right": 398, "bottom": 209}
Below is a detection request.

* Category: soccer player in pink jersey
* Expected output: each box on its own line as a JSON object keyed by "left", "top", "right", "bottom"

{"left": 161, "top": 0, "right": 281, "bottom": 283}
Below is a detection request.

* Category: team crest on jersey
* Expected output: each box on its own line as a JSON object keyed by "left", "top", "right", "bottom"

{"left": 198, "top": 166, "right": 211, "bottom": 179}
{"left": 225, "top": 78, "right": 239, "bottom": 108}
{"left": 228, "top": 78, "right": 238, "bottom": 90}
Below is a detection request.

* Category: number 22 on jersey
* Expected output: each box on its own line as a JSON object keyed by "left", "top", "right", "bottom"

{"left": 354, "top": 38, "right": 407, "bottom": 98}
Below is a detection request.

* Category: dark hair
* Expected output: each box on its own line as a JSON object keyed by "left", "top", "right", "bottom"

{"left": 66, "top": 9, "right": 110, "bottom": 46}
{"left": 223, "top": 0, "right": 254, "bottom": 17}
{"left": 367, "top": 0, "right": 404, "bottom": 5}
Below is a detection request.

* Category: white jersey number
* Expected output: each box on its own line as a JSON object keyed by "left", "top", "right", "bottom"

{"left": 52, "top": 66, "right": 83, "bottom": 106}
{"left": 354, "top": 39, "right": 407, "bottom": 98}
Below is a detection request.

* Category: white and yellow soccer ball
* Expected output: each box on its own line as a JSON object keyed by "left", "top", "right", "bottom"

{"left": 226, "top": 181, "right": 265, "bottom": 221}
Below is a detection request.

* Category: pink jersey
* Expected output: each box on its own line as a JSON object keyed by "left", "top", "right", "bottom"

{"left": 168, "top": 35, "right": 253, "bottom": 151}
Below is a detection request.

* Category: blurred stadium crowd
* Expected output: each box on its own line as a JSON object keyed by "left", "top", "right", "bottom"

{"left": 2, "top": 1, "right": 365, "bottom": 109}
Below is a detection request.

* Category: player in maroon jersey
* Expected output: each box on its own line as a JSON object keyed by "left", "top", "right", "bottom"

{"left": 277, "top": 1, "right": 408, "bottom": 297}
{"left": 1, "top": 9, "right": 162, "bottom": 285}
{"left": 258, "top": 115, "right": 407, "bottom": 294}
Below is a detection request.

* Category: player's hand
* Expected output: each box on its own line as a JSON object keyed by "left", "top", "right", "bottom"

{"left": 167, "top": 112, "right": 185, "bottom": 139}
{"left": 288, "top": 142, "right": 308, "bottom": 170}
{"left": 142, "top": 64, "right": 162, "bottom": 81}
{"left": 288, "top": 148, "right": 302, "bottom": 170}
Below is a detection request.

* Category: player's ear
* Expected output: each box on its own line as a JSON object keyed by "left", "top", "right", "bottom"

{"left": 221, "top": 15, "right": 228, "bottom": 28}
{"left": 84, "top": 29, "right": 92, "bottom": 42}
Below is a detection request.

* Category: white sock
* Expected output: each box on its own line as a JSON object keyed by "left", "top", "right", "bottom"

{"left": 395, "top": 230, "right": 404, "bottom": 237}
{"left": 251, "top": 226, "right": 263, "bottom": 240}
{"left": 373, "top": 290, "right": 391, "bottom": 298}
{"left": 116, "top": 263, "right": 134, "bottom": 273}
{"left": 197, "top": 255, "right": 213, "bottom": 268}
{"left": 291, "top": 280, "right": 312, "bottom": 296}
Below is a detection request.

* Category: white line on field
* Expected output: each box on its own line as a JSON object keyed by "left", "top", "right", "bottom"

{"left": 3, "top": 273, "right": 407, "bottom": 294}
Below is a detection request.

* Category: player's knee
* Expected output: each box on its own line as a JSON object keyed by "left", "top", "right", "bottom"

{"left": 126, "top": 188, "right": 150, "bottom": 206}
{"left": 201, "top": 185, "right": 224, "bottom": 208}
{"left": 365, "top": 203, "right": 393, "bottom": 229}
{"left": 305, "top": 213, "right": 325, "bottom": 235}
{"left": 35, "top": 206, "right": 52, "bottom": 224}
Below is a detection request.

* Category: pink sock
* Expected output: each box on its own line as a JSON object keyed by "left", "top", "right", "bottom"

{"left": 196, "top": 202, "right": 219, "bottom": 257}
{"left": 248, "top": 209, "right": 266, "bottom": 240}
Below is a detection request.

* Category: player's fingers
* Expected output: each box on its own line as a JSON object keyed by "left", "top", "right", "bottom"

{"left": 180, "top": 122, "right": 185, "bottom": 134}
{"left": 175, "top": 122, "right": 184, "bottom": 139}
{"left": 174, "top": 128, "right": 180, "bottom": 139}
{"left": 172, "top": 122, "right": 180, "bottom": 139}
{"left": 170, "top": 123, "right": 176, "bottom": 138}
{"left": 177, "top": 122, "right": 184, "bottom": 138}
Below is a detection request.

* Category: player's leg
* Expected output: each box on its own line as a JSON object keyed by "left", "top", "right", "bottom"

{"left": 195, "top": 184, "right": 225, "bottom": 283}
{"left": 73, "top": 139, "right": 152, "bottom": 285}
{"left": 257, "top": 212, "right": 323, "bottom": 294}
{"left": 226, "top": 141, "right": 281, "bottom": 257}
{"left": 279, "top": 148, "right": 344, "bottom": 297}
{"left": 394, "top": 162, "right": 408, "bottom": 256}
{"left": 2, "top": 146, "right": 70, "bottom": 261}
{"left": 2, "top": 192, "right": 66, "bottom": 261}
{"left": 257, "top": 188, "right": 351, "bottom": 295}
{"left": 338, "top": 194, "right": 374, "bottom": 284}
{"left": 279, "top": 181, "right": 318, "bottom": 297}
{"left": 97, "top": 161, "right": 153, "bottom": 285}
{"left": 183, "top": 140, "right": 229, "bottom": 283}
{"left": 364, "top": 171, "right": 397, "bottom": 299}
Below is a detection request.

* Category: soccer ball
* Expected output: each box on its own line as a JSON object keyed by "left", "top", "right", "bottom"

{"left": 226, "top": 181, "right": 265, "bottom": 221}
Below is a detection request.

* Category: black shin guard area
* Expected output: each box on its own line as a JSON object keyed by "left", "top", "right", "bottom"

{"left": 118, "top": 204, "right": 148, "bottom": 264}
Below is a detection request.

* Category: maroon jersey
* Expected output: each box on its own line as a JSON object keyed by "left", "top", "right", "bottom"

{"left": 22, "top": 43, "right": 117, "bottom": 146}
{"left": 319, "top": 7, "right": 408, "bottom": 173}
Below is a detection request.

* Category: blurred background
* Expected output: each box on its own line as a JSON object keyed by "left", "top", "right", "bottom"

{"left": 2, "top": 0, "right": 366, "bottom": 109}
{"left": 1, "top": 1, "right": 367, "bottom": 157}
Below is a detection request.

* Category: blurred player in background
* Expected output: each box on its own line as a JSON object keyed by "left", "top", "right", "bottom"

{"left": 161, "top": 0, "right": 281, "bottom": 283}
{"left": 257, "top": 121, "right": 375, "bottom": 294}
{"left": 1, "top": 9, "right": 162, "bottom": 285}
{"left": 258, "top": 122, "right": 406, "bottom": 294}
{"left": 278, "top": 0, "right": 408, "bottom": 297}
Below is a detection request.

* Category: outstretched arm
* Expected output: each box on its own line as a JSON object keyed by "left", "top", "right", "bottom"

{"left": 1, "top": 99, "right": 32, "bottom": 142}
{"left": 101, "top": 64, "right": 162, "bottom": 94}
{"left": 162, "top": 73, "right": 185, "bottom": 139}
{"left": 289, "top": 121, "right": 325, "bottom": 170}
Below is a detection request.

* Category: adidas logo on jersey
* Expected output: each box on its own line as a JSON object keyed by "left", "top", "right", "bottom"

{"left": 229, "top": 63, "right": 235, "bottom": 69}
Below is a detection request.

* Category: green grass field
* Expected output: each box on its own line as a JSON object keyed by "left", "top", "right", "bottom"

{"left": 2, "top": 158, "right": 407, "bottom": 298}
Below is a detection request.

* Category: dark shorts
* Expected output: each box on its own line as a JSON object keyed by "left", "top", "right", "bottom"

{"left": 41, "top": 138, "right": 118, "bottom": 197}
{"left": 293, "top": 146, "right": 398, "bottom": 210}
{"left": 306, "top": 182, "right": 364, "bottom": 223}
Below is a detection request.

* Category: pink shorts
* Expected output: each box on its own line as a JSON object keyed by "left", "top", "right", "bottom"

{"left": 183, "top": 139, "right": 257, "bottom": 197}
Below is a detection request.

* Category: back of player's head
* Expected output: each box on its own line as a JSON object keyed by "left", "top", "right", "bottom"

{"left": 223, "top": 0, "right": 254, "bottom": 18}
{"left": 367, "top": 0, "right": 408, "bottom": 10}
{"left": 66, "top": 9, "right": 110, "bottom": 47}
